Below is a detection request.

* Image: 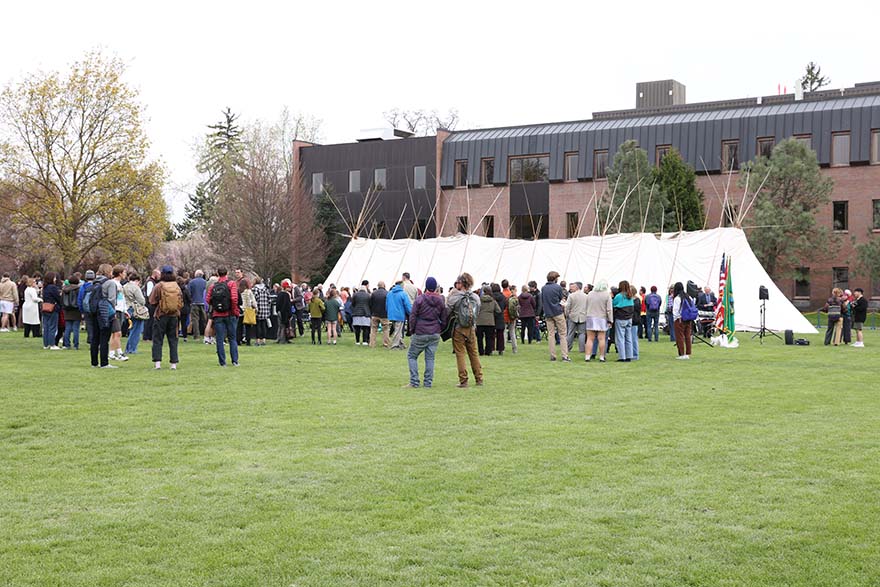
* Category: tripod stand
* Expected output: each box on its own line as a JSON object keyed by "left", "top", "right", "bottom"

{"left": 751, "top": 299, "right": 782, "bottom": 344}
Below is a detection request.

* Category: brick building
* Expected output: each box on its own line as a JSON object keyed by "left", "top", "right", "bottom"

{"left": 297, "top": 80, "right": 880, "bottom": 309}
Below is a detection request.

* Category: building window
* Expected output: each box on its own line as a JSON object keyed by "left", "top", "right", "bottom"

{"left": 509, "top": 155, "right": 550, "bottom": 183}
{"left": 349, "top": 170, "right": 360, "bottom": 193}
{"left": 721, "top": 140, "right": 739, "bottom": 172}
{"left": 794, "top": 268, "right": 810, "bottom": 299}
{"left": 564, "top": 152, "right": 578, "bottom": 181}
{"left": 372, "top": 220, "right": 387, "bottom": 239}
{"left": 832, "top": 201, "right": 848, "bottom": 231}
{"left": 483, "top": 215, "right": 495, "bottom": 238}
{"left": 374, "top": 168, "right": 386, "bottom": 190}
{"left": 794, "top": 134, "right": 812, "bottom": 150}
{"left": 832, "top": 267, "right": 849, "bottom": 292}
{"left": 831, "top": 132, "right": 850, "bottom": 167}
{"left": 656, "top": 145, "right": 671, "bottom": 166}
{"left": 413, "top": 166, "right": 426, "bottom": 190}
{"left": 566, "top": 212, "right": 579, "bottom": 239}
{"left": 872, "top": 130, "right": 880, "bottom": 164}
{"left": 594, "top": 150, "right": 609, "bottom": 180}
{"left": 311, "top": 172, "right": 324, "bottom": 195}
{"left": 873, "top": 199, "right": 880, "bottom": 230}
{"left": 873, "top": 277, "right": 880, "bottom": 299}
{"left": 757, "top": 137, "right": 774, "bottom": 159}
{"left": 454, "top": 160, "right": 468, "bottom": 188}
{"left": 509, "top": 214, "right": 549, "bottom": 240}
{"left": 456, "top": 216, "right": 468, "bottom": 234}
{"left": 481, "top": 158, "right": 495, "bottom": 186}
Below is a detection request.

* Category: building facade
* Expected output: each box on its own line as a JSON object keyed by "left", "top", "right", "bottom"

{"left": 297, "top": 81, "right": 880, "bottom": 309}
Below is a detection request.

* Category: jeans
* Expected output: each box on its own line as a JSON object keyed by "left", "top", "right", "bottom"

{"left": 152, "top": 315, "right": 179, "bottom": 363}
{"left": 646, "top": 311, "right": 660, "bottom": 342}
{"left": 126, "top": 318, "right": 145, "bottom": 354}
{"left": 407, "top": 333, "right": 440, "bottom": 387}
{"left": 614, "top": 318, "right": 632, "bottom": 360}
{"left": 666, "top": 311, "right": 675, "bottom": 341}
{"left": 629, "top": 323, "right": 639, "bottom": 360}
{"left": 42, "top": 312, "right": 58, "bottom": 347}
{"left": 89, "top": 316, "right": 111, "bottom": 367}
{"left": 63, "top": 319, "right": 81, "bottom": 349}
{"left": 390, "top": 320, "right": 406, "bottom": 349}
{"left": 213, "top": 316, "right": 239, "bottom": 365}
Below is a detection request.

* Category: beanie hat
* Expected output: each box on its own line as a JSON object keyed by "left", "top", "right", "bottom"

{"left": 84, "top": 270, "right": 96, "bottom": 280}
{"left": 161, "top": 265, "right": 174, "bottom": 274}
{"left": 425, "top": 277, "right": 438, "bottom": 292}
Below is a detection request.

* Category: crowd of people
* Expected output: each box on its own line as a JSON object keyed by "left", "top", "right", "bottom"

{"left": 0, "top": 265, "right": 870, "bottom": 384}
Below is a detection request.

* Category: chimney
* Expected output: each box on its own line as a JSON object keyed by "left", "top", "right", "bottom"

{"left": 636, "top": 80, "right": 686, "bottom": 109}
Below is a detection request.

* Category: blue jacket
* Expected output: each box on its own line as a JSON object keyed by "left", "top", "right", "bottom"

{"left": 188, "top": 276, "right": 207, "bottom": 305}
{"left": 540, "top": 282, "right": 565, "bottom": 318}
{"left": 77, "top": 281, "right": 92, "bottom": 313}
{"left": 385, "top": 284, "right": 412, "bottom": 322}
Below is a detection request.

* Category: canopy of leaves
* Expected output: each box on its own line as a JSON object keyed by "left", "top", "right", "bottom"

{"left": 855, "top": 235, "right": 880, "bottom": 284}
{"left": 739, "top": 138, "right": 835, "bottom": 279}
{"left": 0, "top": 51, "right": 168, "bottom": 273}
{"left": 599, "top": 141, "right": 667, "bottom": 233}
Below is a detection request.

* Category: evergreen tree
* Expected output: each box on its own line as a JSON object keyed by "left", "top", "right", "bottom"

{"left": 739, "top": 138, "right": 835, "bottom": 279}
{"left": 656, "top": 148, "right": 704, "bottom": 231}
{"left": 800, "top": 62, "right": 830, "bottom": 92}
{"left": 599, "top": 140, "right": 667, "bottom": 233}
{"left": 311, "top": 184, "right": 349, "bottom": 283}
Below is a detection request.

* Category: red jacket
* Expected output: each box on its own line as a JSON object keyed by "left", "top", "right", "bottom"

{"left": 206, "top": 276, "right": 240, "bottom": 317}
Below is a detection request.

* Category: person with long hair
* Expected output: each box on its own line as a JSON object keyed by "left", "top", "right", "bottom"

{"left": 148, "top": 265, "right": 183, "bottom": 369}
{"left": 275, "top": 279, "right": 293, "bottom": 344}
{"left": 629, "top": 285, "right": 640, "bottom": 360}
{"left": 61, "top": 274, "right": 83, "bottom": 350}
{"left": 107, "top": 265, "right": 128, "bottom": 361}
{"left": 123, "top": 272, "right": 148, "bottom": 355}
{"left": 446, "top": 272, "right": 483, "bottom": 388}
{"left": 240, "top": 278, "right": 257, "bottom": 346}
{"left": 612, "top": 280, "right": 634, "bottom": 362}
{"left": 518, "top": 284, "right": 537, "bottom": 344}
{"left": 21, "top": 277, "right": 41, "bottom": 339}
{"left": 308, "top": 287, "right": 325, "bottom": 344}
{"left": 324, "top": 288, "right": 342, "bottom": 345}
{"left": 672, "top": 281, "right": 693, "bottom": 359}
{"left": 40, "top": 271, "right": 62, "bottom": 350}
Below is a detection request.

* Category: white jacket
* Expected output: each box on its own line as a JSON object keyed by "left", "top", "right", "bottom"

{"left": 22, "top": 286, "right": 42, "bottom": 325}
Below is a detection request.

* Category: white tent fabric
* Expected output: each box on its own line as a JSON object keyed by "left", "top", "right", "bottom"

{"left": 325, "top": 227, "right": 817, "bottom": 334}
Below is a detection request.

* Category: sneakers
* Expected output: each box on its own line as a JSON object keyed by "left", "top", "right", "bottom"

{"left": 49, "top": 345, "right": 61, "bottom": 350}
{"left": 154, "top": 362, "right": 162, "bottom": 370}
{"left": 0, "top": 328, "right": 8, "bottom": 332}
{"left": 561, "top": 357, "right": 571, "bottom": 363}
{"left": 232, "top": 362, "right": 240, "bottom": 367}
{"left": 456, "top": 382, "right": 468, "bottom": 388}
{"left": 853, "top": 341, "right": 865, "bottom": 348}
{"left": 118, "top": 354, "right": 129, "bottom": 362}
{"left": 676, "top": 355, "right": 690, "bottom": 360}
{"left": 170, "top": 364, "right": 177, "bottom": 370}
{"left": 100, "top": 364, "right": 118, "bottom": 369}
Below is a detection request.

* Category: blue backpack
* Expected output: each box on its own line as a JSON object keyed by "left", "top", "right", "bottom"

{"left": 681, "top": 296, "right": 699, "bottom": 321}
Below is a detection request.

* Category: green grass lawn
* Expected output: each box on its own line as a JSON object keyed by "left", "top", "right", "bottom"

{"left": 1, "top": 326, "right": 878, "bottom": 586}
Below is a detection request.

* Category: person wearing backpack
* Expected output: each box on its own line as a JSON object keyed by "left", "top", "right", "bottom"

{"left": 206, "top": 266, "right": 240, "bottom": 366}
{"left": 78, "top": 270, "right": 96, "bottom": 345}
{"left": 644, "top": 285, "right": 662, "bottom": 342}
{"left": 88, "top": 264, "right": 115, "bottom": 368}
{"left": 147, "top": 265, "right": 183, "bottom": 369}
{"left": 61, "top": 274, "right": 83, "bottom": 350}
{"left": 446, "top": 272, "right": 482, "bottom": 388}
{"left": 672, "top": 281, "right": 695, "bottom": 360}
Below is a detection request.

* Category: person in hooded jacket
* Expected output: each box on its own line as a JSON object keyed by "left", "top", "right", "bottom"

{"left": 491, "top": 283, "right": 507, "bottom": 355}
{"left": 61, "top": 275, "right": 82, "bottom": 350}
{"left": 518, "top": 284, "right": 537, "bottom": 344}
{"left": 351, "top": 281, "right": 372, "bottom": 345}
{"left": 385, "top": 281, "right": 412, "bottom": 350}
{"left": 476, "top": 284, "right": 500, "bottom": 356}
{"left": 405, "top": 277, "right": 448, "bottom": 388}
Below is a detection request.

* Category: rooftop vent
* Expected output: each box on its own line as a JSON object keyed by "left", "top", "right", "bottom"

{"left": 636, "top": 80, "right": 686, "bottom": 109}
{"left": 357, "top": 127, "right": 415, "bottom": 142}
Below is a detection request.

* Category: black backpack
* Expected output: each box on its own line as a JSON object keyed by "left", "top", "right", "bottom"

{"left": 211, "top": 281, "right": 231, "bottom": 313}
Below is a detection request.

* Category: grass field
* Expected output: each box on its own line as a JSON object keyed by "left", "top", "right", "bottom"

{"left": 1, "top": 326, "right": 878, "bottom": 586}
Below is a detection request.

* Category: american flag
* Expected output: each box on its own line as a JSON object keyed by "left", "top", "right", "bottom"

{"left": 714, "top": 253, "right": 735, "bottom": 339}
{"left": 715, "top": 254, "right": 727, "bottom": 330}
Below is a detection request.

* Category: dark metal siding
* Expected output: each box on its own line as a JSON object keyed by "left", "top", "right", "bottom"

{"left": 439, "top": 96, "right": 880, "bottom": 186}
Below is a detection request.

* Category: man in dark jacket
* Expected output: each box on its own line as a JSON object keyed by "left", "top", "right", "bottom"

{"left": 541, "top": 271, "right": 570, "bottom": 362}
{"left": 369, "top": 281, "right": 390, "bottom": 348}
{"left": 292, "top": 284, "right": 305, "bottom": 336}
{"left": 405, "top": 277, "right": 448, "bottom": 388}
{"left": 350, "top": 281, "right": 372, "bottom": 345}
{"left": 852, "top": 287, "right": 868, "bottom": 347}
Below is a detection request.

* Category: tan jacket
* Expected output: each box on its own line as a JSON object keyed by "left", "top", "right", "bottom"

{"left": 564, "top": 289, "right": 588, "bottom": 322}
{"left": 585, "top": 290, "right": 613, "bottom": 324}
{"left": 0, "top": 277, "right": 18, "bottom": 304}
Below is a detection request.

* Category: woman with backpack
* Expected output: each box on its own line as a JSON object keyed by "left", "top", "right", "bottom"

{"left": 672, "top": 281, "right": 695, "bottom": 360}
{"left": 147, "top": 265, "right": 183, "bottom": 369}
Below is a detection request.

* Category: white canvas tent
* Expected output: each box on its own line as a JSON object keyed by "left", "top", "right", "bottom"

{"left": 325, "top": 227, "right": 817, "bottom": 334}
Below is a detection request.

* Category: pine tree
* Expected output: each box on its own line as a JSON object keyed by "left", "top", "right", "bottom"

{"left": 599, "top": 141, "right": 667, "bottom": 233}
{"left": 656, "top": 149, "right": 704, "bottom": 231}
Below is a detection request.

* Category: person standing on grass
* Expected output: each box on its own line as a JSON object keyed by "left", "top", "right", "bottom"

{"left": 187, "top": 270, "right": 207, "bottom": 341}
{"left": 123, "top": 273, "right": 148, "bottom": 355}
{"left": 447, "top": 272, "right": 482, "bottom": 388}
{"left": 822, "top": 288, "right": 845, "bottom": 346}
{"left": 505, "top": 285, "right": 519, "bottom": 354}
{"left": 629, "top": 285, "right": 641, "bottom": 361}
{"left": 612, "top": 280, "right": 634, "bottom": 362}
{"left": 206, "top": 267, "right": 240, "bottom": 367}
{"left": 672, "top": 281, "right": 694, "bottom": 360}
{"left": 518, "top": 284, "right": 537, "bottom": 344}
{"left": 40, "top": 271, "right": 62, "bottom": 350}
{"left": 565, "top": 282, "right": 587, "bottom": 354}
{"left": 644, "top": 285, "right": 662, "bottom": 342}
{"left": 0, "top": 272, "right": 19, "bottom": 332}
{"left": 89, "top": 264, "right": 115, "bottom": 368}
{"left": 405, "top": 277, "right": 447, "bottom": 388}
{"left": 851, "top": 288, "right": 867, "bottom": 347}
{"left": 584, "top": 279, "right": 613, "bottom": 362}
{"left": 386, "top": 280, "right": 412, "bottom": 350}
{"left": 306, "top": 287, "right": 324, "bottom": 344}
{"left": 148, "top": 266, "right": 183, "bottom": 370}
{"left": 252, "top": 277, "right": 270, "bottom": 346}
{"left": 22, "top": 277, "right": 41, "bottom": 339}
{"left": 351, "top": 281, "right": 372, "bottom": 345}
{"left": 240, "top": 278, "right": 257, "bottom": 346}
{"left": 491, "top": 283, "right": 507, "bottom": 355}
{"left": 106, "top": 265, "right": 129, "bottom": 361}
{"left": 275, "top": 280, "right": 293, "bottom": 344}
{"left": 61, "top": 274, "right": 83, "bottom": 350}
{"left": 369, "top": 281, "right": 390, "bottom": 348}
{"left": 143, "top": 269, "right": 159, "bottom": 342}
{"left": 665, "top": 285, "right": 676, "bottom": 343}
{"left": 324, "top": 288, "right": 342, "bottom": 345}
{"left": 476, "top": 284, "right": 500, "bottom": 356}
{"left": 841, "top": 289, "right": 854, "bottom": 345}
{"left": 541, "top": 271, "right": 570, "bottom": 363}
{"left": 178, "top": 273, "right": 192, "bottom": 343}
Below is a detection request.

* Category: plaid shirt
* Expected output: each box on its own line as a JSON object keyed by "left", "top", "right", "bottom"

{"left": 253, "top": 283, "right": 271, "bottom": 320}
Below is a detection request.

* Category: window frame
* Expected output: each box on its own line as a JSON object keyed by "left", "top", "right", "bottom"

{"left": 831, "top": 132, "right": 851, "bottom": 167}
{"left": 871, "top": 130, "right": 880, "bottom": 165}
{"left": 480, "top": 158, "right": 495, "bottom": 186}
{"left": 413, "top": 166, "right": 426, "bottom": 190}
{"left": 832, "top": 266, "right": 849, "bottom": 292}
{"left": 873, "top": 199, "right": 880, "bottom": 231}
{"left": 832, "top": 200, "right": 849, "bottom": 232}
{"left": 566, "top": 212, "right": 579, "bottom": 239}
{"left": 508, "top": 154, "right": 550, "bottom": 184}
{"left": 794, "top": 134, "right": 812, "bottom": 150}
{"left": 349, "top": 170, "right": 361, "bottom": 193}
{"left": 794, "top": 267, "right": 810, "bottom": 299}
{"left": 373, "top": 168, "right": 387, "bottom": 190}
{"left": 483, "top": 215, "right": 495, "bottom": 238}
{"left": 593, "top": 149, "right": 609, "bottom": 180}
{"left": 564, "top": 152, "right": 579, "bottom": 182}
{"left": 721, "top": 139, "right": 740, "bottom": 173}
{"left": 757, "top": 137, "right": 774, "bottom": 159}
{"left": 311, "top": 172, "right": 324, "bottom": 196}
{"left": 456, "top": 215, "right": 468, "bottom": 234}
{"left": 454, "top": 160, "right": 468, "bottom": 188}
{"left": 655, "top": 145, "right": 671, "bottom": 166}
